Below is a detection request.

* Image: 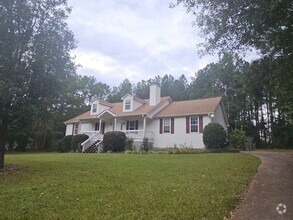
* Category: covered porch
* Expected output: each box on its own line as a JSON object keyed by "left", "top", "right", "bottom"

{"left": 80, "top": 111, "right": 154, "bottom": 152}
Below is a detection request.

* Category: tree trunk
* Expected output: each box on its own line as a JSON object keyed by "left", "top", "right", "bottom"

{"left": 0, "top": 127, "right": 7, "bottom": 169}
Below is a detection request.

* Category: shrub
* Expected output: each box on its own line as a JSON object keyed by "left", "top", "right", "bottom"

{"left": 103, "top": 131, "right": 126, "bottom": 152}
{"left": 140, "top": 137, "right": 153, "bottom": 152}
{"left": 124, "top": 150, "right": 133, "bottom": 154}
{"left": 125, "top": 137, "right": 134, "bottom": 151}
{"left": 58, "top": 134, "right": 89, "bottom": 152}
{"left": 229, "top": 129, "right": 246, "bottom": 150}
{"left": 72, "top": 134, "right": 89, "bottom": 152}
{"left": 203, "top": 123, "right": 227, "bottom": 149}
{"left": 59, "top": 135, "right": 73, "bottom": 152}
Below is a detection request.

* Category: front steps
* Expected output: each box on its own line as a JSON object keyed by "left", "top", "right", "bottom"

{"left": 83, "top": 140, "right": 101, "bottom": 153}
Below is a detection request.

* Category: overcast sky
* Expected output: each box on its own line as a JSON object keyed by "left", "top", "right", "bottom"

{"left": 67, "top": 0, "right": 218, "bottom": 87}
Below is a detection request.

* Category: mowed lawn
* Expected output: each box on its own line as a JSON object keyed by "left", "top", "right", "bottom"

{"left": 0, "top": 153, "right": 260, "bottom": 220}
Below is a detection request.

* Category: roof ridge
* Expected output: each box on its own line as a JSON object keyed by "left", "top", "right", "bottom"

{"left": 170, "top": 96, "right": 221, "bottom": 103}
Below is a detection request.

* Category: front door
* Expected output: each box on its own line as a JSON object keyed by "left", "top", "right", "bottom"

{"left": 95, "top": 121, "right": 106, "bottom": 134}
{"left": 101, "top": 122, "right": 105, "bottom": 134}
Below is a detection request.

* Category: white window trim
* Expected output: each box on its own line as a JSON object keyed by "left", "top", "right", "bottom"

{"left": 190, "top": 116, "right": 199, "bottom": 133}
{"left": 124, "top": 99, "right": 132, "bottom": 111}
{"left": 163, "top": 118, "right": 171, "bottom": 134}
{"left": 92, "top": 103, "right": 97, "bottom": 113}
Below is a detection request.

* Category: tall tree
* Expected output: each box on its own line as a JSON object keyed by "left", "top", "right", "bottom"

{"left": 172, "top": 0, "right": 293, "bottom": 118}
{"left": 107, "top": 79, "right": 132, "bottom": 102}
{"left": 0, "top": 0, "right": 76, "bottom": 168}
{"left": 77, "top": 76, "right": 110, "bottom": 104}
{"left": 172, "top": 0, "right": 292, "bottom": 56}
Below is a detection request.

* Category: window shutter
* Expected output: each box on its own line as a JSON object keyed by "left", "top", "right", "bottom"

{"left": 135, "top": 120, "right": 139, "bottom": 130}
{"left": 126, "top": 121, "right": 129, "bottom": 130}
{"left": 72, "top": 123, "right": 75, "bottom": 135}
{"left": 171, "top": 118, "right": 174, "bottom": 134}
{"left": 199, "top": 116, "right": 203, "bottom": 133}
{"left": 159, "top": 119, "right": 163, "bottom": 134}
{"left": 186, "top": 117, "right": 190, "bottom": 133}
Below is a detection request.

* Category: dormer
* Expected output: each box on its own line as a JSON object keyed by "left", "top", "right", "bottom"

{"left": 90, "top": 100, "right": 113, "bottom": 115}
{"left": 121, "top": 94, "right": 145, "bottom": 112}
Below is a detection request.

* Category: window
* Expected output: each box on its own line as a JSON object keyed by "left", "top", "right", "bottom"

{"left": 127, "top": 120, "right": 138, "bottom": 130}
{"left": 129, "top": 121, "right": 135, "bottom": 130}
{"left": 163, "top": 118, "right": 171, "bottom": 133}
{"left": 92, "top": 103, "right": 97, "bottom": 113}
{"left": 190, "top": 116, "right": 198, "bottom": 132}
{"left": 125, "top": 100, "right": 131, "bottom": 110}
{"left": 73, "top": 123, "right": 79, "bottom": 135}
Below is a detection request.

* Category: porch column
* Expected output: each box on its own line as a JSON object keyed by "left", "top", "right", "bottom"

{"left": 114, "top": 117, "right": 117, "bottom": 131}
{"left": 99, "top": 119, "right": 102, "bottom": 134}
{"left": 78, "top": 121, "right": 81, "bottom": 134}
{"left": 143, "top": 116, "right": 146, "bottom": 138}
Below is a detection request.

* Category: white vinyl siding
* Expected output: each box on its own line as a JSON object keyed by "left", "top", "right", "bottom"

{"left": 147, "top": 117, "right": 212, "bottom": 149}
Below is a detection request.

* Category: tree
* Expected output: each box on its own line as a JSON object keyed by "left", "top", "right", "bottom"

{"left": 172, "top": 0, "right": 292, "bottom": 57}
{"left": 77, "top": 76, "right": 110, "bottom": 104}
{"left": 173, "top": 0, "right": 293, "bottom": 121}
{"left": 229, "top": 129, "right": 247, "bottom": 150}
{"left": 107, "top": 79, "right": 132, "bottom": 102}
{"left": 0, "top": 0, "right": 76, "bottom": 168}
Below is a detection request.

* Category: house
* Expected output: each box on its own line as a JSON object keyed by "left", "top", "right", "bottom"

{"left": 64, "top": 85, "right": 228, "bottom": 152}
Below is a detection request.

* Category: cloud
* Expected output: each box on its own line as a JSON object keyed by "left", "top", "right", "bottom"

{"left": 67, "top": 0, "right": 217, "bottom": 87}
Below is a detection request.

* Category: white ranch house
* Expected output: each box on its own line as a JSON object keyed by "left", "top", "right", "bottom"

{"left": 64, "top": 85, "right": 228, "bottom": 152}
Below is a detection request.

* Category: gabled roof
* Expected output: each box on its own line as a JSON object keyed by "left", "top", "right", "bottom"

{"left": 64, "top": 111, "right": 93, "bottom": 124}
{"left": 154, "top": 97, "right": 222, "bottom": 117}
{"left": 110, "top": 96, "right": 170, "bottom": 117}
{"left": 98, "top": 100, "right": 114, "bottom": 107}
{"left": 121, "top": 93, "right": 146, "bottom": 103}
{"left": 64, "top": 96, "right": 223, "bottom": 124}
{"left": 64, "top": 96, "right": 171, "bottom": 124}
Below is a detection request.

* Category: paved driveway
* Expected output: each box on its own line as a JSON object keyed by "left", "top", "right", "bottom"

{"left": 232, "top": 151, "right": 293, "bottom": 220}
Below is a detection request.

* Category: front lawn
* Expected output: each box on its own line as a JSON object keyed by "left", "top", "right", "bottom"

{"left": 0, "top": 153, "right": 260, "bottom": 219}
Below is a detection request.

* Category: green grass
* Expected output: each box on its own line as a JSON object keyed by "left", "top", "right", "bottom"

{"left": 0, "top": 153, "right": 260, "bottom": 220}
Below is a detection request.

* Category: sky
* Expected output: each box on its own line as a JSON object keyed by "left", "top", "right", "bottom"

{"left": 67, "top": 0, "right": 218, "bottom": 87}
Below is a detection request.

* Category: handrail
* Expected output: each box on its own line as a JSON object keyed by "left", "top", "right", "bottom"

{"left": 81, "top": 132, "right": 102, "bottom": 153}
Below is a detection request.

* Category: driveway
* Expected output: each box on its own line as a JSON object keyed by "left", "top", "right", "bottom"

{"left": 232, "top": 151, "right": 293, "bottom": 220}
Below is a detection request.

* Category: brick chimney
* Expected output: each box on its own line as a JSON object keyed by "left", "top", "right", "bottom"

{"left": 149, "top": 84, "right": 161, "bottom": 106}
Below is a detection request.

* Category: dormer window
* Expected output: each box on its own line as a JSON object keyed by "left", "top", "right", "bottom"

{"left": 125, "top": 100, "right": 131, "bottom": 110}
{"left": 92, "top": 103, "right": 97, "bottom": 113}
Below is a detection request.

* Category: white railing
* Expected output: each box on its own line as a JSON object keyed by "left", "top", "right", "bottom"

{"left": 121, "top": 130, "right": 154, "bottom": 142}
{"left": 81, "top": 131, "right": 103, "bottom": 153}
{"left": 80, "top": 130, "right": 154, "bottom": 153}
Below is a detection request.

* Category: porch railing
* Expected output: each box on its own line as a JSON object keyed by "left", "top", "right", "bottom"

{"left": 81, "top": 131, "right": 103, "bottom": 152}
{"left": 121, "top": 130, "right": 154, "bottom": 142}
